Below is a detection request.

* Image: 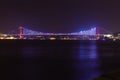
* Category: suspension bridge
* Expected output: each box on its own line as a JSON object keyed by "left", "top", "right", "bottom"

{"left": 0, "top": 26, "right": 113, "bottom": 40}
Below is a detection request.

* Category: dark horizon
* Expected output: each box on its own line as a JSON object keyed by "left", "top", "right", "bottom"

{"left": 0, "top": 0, "right": 120, "bottom": 33}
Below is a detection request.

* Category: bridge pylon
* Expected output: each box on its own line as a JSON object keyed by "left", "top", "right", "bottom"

{"left": 19, "top": 26, "right": 23, "bottom": 39}
{"left": 97, "top": 26, "right": 100, "bottom": 39}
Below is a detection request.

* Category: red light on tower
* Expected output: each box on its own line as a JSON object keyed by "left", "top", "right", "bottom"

{"left": 19, "top": 26, "right": 23, "bottom": 39}
{"left": 97, "top": 26, "right": 100, "bottom": 39}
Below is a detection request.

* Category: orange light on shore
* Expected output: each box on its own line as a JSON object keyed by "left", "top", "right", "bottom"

{"left": 49, "top": 37, "right": 56, "bottom": 40}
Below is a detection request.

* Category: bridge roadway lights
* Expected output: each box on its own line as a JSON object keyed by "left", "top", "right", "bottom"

{"left": 16, "top": 35, "right": 99, "bottom": 40}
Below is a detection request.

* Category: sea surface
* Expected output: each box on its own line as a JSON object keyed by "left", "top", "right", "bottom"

{"left": 0, "top": 40, "right": 120, "bottom": 80}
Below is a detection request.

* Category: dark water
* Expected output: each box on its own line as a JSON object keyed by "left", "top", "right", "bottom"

{"left": 0, "top": 40, "right": 120, "bottom": 80}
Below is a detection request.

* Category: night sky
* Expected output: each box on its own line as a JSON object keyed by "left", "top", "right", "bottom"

{"left": 0, "top": 0, "right": 120, "bottom": 33}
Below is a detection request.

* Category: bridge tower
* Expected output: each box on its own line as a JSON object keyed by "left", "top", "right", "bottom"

{"left": 97, "top": 26, "right": 100, "bottom": 39}
{"left": 19, "top": 26, "right": 23, "bottom": 39}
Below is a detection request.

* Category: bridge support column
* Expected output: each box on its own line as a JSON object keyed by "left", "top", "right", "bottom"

{"left": 19, "top": 26, "right": 23, "bottom": 39}
{"left": 97, "top": 26, "right": 100, "bottom": 39}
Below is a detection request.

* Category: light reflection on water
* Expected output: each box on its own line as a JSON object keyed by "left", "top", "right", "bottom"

{"left": 79, "top": 41, "right": 98, "bottom": 59}
{"left": 21, "top": 41, "right": 101, "bottom": 80}
{"left": 76, "top": 41, "right": 101, "bottom": 80}
{"left": 1, "top": 41, "right": 120, "bottom": 80}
